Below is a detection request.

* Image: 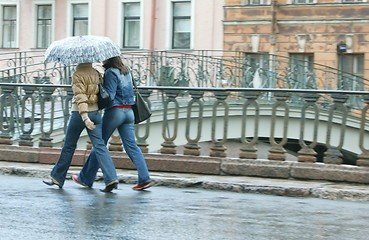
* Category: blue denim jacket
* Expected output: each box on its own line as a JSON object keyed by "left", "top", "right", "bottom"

{"left": 103, "top": 67, "right": 135, "bottom": 109}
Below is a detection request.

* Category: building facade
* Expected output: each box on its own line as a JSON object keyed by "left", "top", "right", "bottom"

{"left": 0, "top": 0, "right": 224, "bottom": 52}
{"left": 224, "top": 0, "right": 369, "bottom": 84}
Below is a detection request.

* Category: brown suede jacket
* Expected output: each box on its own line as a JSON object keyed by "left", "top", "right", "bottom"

{"left": 71, "top": 63, "right": 100, "bottom": 121}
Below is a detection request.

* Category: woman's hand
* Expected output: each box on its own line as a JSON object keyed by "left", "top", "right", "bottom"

{"left": 84, "top": 118, "right": 96, "bottom": 130}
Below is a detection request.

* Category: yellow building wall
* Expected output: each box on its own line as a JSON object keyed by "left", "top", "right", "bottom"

{"left": 224, "top": 0, "right": 369, "bottom": 81}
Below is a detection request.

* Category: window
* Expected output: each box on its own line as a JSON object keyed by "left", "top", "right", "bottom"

{"left": 244, "top": 53, "right": 270, "bottom": 88}
{"left": 241, "top": 0, "right": 270, "bottom": 5}
{"left": 293, "top": 0, "right": 314, "bottom": 3}
{"left": 172, "top": 2, "right": 191, "bottom": 49}
{"left": 341, "top": 0, "right": 365, "bottom": 2}
{"left": 2, "top": 5, "right": 16, "bottom": 48}
{"left": 246, "top": 53, "right": 269, "bottom": 70}
{"left": 289, "top": 54, "right": 314, "bottom": 89}
{"left": 338, "top": 54, "right": 364, "bottom": 90}
{"left": 123, "top": 2, "right": 140, "bottom": 48}
{"left": 36, "top": 5, "right": 52, "bottom": 48}
{"left": 72, "top": 3, "right": 88, "bottom": 36}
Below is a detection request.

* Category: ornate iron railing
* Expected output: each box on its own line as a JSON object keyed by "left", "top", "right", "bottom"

{"left": 0, "top": 83, "right": 368, "bottom": 167}
{"left": 0, "top": 50, "right": 367, "bottom": 91}
{"left": 121, "top": 50, "right": 369, "bottom": 90}
{"left": 0, "top": 50, "right": 357, "bottom": 123}
{"left": 0, "top": 50, "right": 368, "bottom": 167}
{"left": 0, "top": 49, "right": 366, "bottom": 113}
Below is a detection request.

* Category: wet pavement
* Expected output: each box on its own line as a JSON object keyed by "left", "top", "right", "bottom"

{"left": 1, "top": 174, "right": 369, "bottom": 240}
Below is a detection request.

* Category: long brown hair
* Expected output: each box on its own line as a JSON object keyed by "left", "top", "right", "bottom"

{"left": 103, "top": 56, "right": 129, "bottom": 75}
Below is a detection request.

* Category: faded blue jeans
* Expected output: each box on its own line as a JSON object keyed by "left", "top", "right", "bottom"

{"left": 78, "top": 107, "right": 151, "bottom": 187}
{"left": 50, "top": 111, "right": 118, "bottom": 186}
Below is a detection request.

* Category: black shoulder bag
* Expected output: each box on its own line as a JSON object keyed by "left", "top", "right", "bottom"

{"left": 96, "top": 70, "right": 110, "bottom": 110}
{"left": 131, "top": 78, "right": 152, "bottom": 124}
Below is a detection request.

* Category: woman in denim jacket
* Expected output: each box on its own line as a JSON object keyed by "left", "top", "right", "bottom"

{"left": 43, "top": 63, "right": 119, "bottom": 192}
{"left": 73, "top": 57, "right": 152, "bottom": 191}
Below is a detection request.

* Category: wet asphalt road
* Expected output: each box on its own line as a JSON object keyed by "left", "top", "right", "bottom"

{"left": 1, "top": 175, "right": 369, "bottom": 240}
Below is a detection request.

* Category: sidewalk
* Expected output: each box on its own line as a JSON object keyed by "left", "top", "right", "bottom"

{"left": 1, "top": 160, "right": 369, "bottom": 202}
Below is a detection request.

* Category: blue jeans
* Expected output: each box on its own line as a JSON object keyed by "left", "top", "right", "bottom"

{"left": 78, "top": 107, "right": 151, "bottom": 186}
{"left": 50, "top": 111, "right": 118, "bottom": 186}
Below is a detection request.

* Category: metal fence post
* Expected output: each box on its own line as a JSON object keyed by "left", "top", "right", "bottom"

{"left": 0, "top": 85, "right": 15, "bottom": 145}
{"left": 161, "top": 90, "right": 180, "bottom": 154}
{"left": 239, "top": 92, "right": 260, "bottom": 159}
{"left": 323, "top": 94, "right": 348, "bottom": 164}
{"left": 268, "top": 92, "right": 290, "bottom": 161}
{"left": 39, "top": 87, "right": 55, "bottom": 148}
{"left": 297, "top": 93, "right": 320, "bottom": 162}
{"left": 19, "top": 86, "right": 36, "bottom": 146}
{"left": 184, "top": 91, "right": 204, "bottom": 156}
{"left": 210, "top": 91, "right": 229, "bottom": 157}
{"left": 357, "top": 96, "right": 369, "bottom": 166}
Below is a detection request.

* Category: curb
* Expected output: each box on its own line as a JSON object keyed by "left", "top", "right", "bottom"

{"left": 3, "top": 145, "right": 369, "bottom": 185}
{"left": 2, "top": 161, "right": 369, "bottom": 202}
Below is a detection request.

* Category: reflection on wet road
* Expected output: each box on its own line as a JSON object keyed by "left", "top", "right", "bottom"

{"left": 1, "top": 175, "right": 369, "bottom": 240}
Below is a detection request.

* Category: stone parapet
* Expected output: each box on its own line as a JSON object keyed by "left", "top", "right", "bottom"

{"left": 221, "top": 158, "right": 292, "bottom": 179}
{"left": 290, "top": 162, "right": 369, "bottom": 184}
{"left": 0, "top": 145, "right": 87, "bottom": 166}
{"left": 0, "top": 145, "right": 39, "bottom": 163}
{"left": 1, "top": 146, "right": 369, "bottom": 184}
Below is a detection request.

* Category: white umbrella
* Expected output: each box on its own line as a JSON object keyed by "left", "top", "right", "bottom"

{"left": 44, "top": 35, "right": 121, "bottom": 65}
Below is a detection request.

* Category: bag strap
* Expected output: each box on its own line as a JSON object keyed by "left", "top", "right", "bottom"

{"left": 94, "top": 69, "right": 103, "bottom": 84}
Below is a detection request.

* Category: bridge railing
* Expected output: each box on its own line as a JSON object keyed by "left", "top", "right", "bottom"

{"left": 0, "top": 83, "right": 368, "bottom": 167}
{"left": 0, "top": 50, "right": 367, "bottom": 92}
{"left": 120, "top": 50, "right": 369, "bottom": 91}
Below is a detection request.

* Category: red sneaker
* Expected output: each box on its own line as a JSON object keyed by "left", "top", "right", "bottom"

{"left": 132, "top": 182, "right": 153, "bottom": 191}
{"left": 72, "top": 175, "right": 91, "bottom": 188}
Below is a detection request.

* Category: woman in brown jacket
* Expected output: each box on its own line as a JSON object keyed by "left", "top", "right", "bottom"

{"left": 43, "top": 63, "right": 119, "bottom": 192}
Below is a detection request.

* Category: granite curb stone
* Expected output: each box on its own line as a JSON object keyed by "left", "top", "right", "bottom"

{"left": 2, "top": 145, "right": 369, "bottom": 184}
{"left": 1, "top": 161, "right": 369, "bottom": 202}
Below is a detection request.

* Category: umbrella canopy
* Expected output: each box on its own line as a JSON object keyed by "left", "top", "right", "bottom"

{"left": 44, "top": 35, "right": 121, "bottom": 65}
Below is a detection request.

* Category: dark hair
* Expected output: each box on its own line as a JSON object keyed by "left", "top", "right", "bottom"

{"left": 103, "top": 56, "right": 129, "bottom": 75}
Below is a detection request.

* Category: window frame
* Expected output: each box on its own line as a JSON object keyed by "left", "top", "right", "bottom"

{"left": 69, "top": 2, "right": 89, "bottom": 36}
{"left": 338, "top": 53, "right": 364, "bottom": 90}
{"left": 244, "top": 53, "right": 271, "bottom": 88}
{"left": 171, "top": 1, "right": 191, "bottom": 50}
{"left": 1, "top": 4, "right": 17, "bottom": 49}
{"left": 241, "top": 0, "right": 271, "bottom": 5}
{"left": 288, "top": 53, "right": 315, "bottom": 89}
{"left": 35, "top": 4, "right": 52, "bottom": 49}
{"left": 292, "top": 0, "right": 315, "bottom": 4}
{"left": 340, "top": 0, "right": 366, "bottom": 2}
{"left": 122, "top": 2, "right": 141, "bottom": 49}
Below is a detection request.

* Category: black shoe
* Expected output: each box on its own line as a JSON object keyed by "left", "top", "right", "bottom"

{"left": 100, "top": 182, "right": 118, "bottom": 192}
{"left": 43, "top": 179, "right": 62, "bottom": 188}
